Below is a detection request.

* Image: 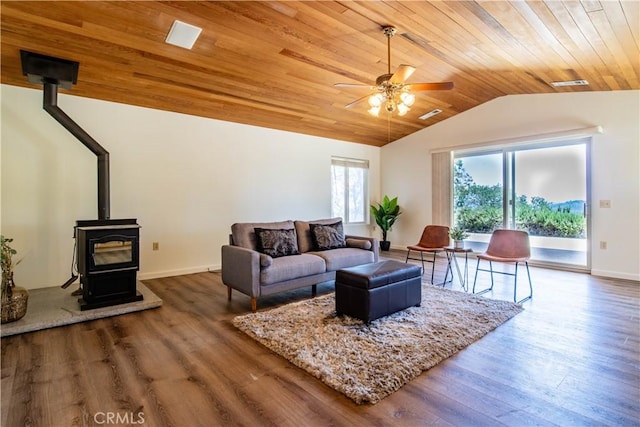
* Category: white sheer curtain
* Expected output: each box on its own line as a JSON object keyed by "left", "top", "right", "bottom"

{"left": 331, "top": 157, "right": 369, "bottom": 224}
{"left": 431, "top": 151, "right": 452, "bottom": 227}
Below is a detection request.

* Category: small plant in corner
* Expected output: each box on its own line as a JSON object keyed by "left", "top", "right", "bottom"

{"left": 1, "top": 235, "right": 29, "bottom": 324}
{"left": 370, "top": 195, "right": 401, "bottom": 251}
{"left": 1, "top": 235, "right": 18, "bottom": 303}
{"left": 1, "top": 235, "right": 30, "bottom": 324}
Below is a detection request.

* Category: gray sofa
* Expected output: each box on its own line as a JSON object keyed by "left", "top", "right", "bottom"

{"left": 222, "top": 218, "right": 378, "bottom": 311}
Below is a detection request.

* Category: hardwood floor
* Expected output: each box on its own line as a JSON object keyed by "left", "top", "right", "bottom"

{"left": 2, "top": 250, "right": 639, "bottom": 426}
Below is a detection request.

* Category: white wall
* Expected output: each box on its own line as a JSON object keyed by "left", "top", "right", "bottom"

{"left": 381, "top": 90, "right": 640, "bottom": 281}
{"left": 1, "top": 85, "right": 380, "bottom": 288}
{"left": 4, "top": 85, "right": 637, "bottom": 287}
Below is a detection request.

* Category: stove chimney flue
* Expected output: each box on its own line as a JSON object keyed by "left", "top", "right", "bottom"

{"left": 21, "top": 50, "right": 110, "bottom": 220}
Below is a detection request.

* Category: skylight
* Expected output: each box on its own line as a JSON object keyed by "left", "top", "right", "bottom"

{"left": 165, "top": 20, "right": 202, "bottom": 50}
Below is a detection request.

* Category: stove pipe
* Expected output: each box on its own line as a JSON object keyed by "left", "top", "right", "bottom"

{"left": 42, "top": 82, "right": 110, "bottom": 220}
{"left": 21, "top": 50, "right": 110, "bottom": 220}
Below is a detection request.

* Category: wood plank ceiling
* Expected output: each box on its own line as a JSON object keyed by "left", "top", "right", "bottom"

{"left": 1, "top": 1, "right": 638, "bottom": 147}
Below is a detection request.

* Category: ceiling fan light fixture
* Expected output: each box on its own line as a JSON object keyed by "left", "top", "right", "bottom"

{"left": 368, "top": 106, "right": 380, "bottom": 117}
{"left": 384, "top": 100, "right": 396, "bottom": 113}
{"left": 368, "top": 93, "right": 384, "bottom": 107}
{"left": 397, "top": 103, "right": 409, "bottom": 116}
{"left": 400, "top": 91, "right": 415, "bottom": 107}
{"left": 368, "top": 91, "right": 414, "bottom": 116}
{"left": 335, "top": 26, "right": 453, "bottom": 117}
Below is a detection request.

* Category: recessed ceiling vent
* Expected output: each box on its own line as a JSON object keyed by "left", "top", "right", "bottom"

{"left": 165, "top": 20, "right": 202, "bottom": 50}
{"left": 419, "top": 109, "right": 442, "bottom": 120}
{"left": 550, "top": 79, "right": 589, "bottom": 87}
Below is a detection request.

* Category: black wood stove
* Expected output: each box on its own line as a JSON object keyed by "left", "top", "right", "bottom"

{"left": 76, "top": 219, "right": 143, "bottom": 310}
{"left": 21, "top": 50, "right": 145, "bottom": 310}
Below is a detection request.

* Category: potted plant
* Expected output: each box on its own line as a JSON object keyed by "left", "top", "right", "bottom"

{"left": 370, "top": 195, "right": 401, "bottom": 251}
{"left": 449, "top": 227, "right": 469, "bottom": 249}
{"left": 1, "top": 235, "right": 28, "bottom": 324}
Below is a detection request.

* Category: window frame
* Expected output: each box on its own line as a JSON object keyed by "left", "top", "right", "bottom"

{"left": 451, "top": 138, "right": 591, "bottom": 270}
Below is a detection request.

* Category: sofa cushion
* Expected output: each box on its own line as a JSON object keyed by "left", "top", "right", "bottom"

{"left": 309, "top": 247, "right": 375, "bottom": 272}
{"left": 310, "top": 221, "right": 346, "bottom": 251}
{"left": 255, "top": 228, "right": 300, "bottom": 258}
{"left": 260, "top": 254, "right": 326, "bottom": 285}
{"left": 294, "top": 217, "right": 343, "bottom": 253}
{"left": 231, "top": 220, "right": 294, "bottom": 251}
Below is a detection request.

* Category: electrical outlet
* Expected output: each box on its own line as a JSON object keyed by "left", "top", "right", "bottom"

{"left": 600, "top": 200, "right": 611, "bottom": 208}
{"left": 600, "top": 241, "right": 607, "bottom": 250}
{"left": 152, "top": 242, "right": 159, "bottom": 251}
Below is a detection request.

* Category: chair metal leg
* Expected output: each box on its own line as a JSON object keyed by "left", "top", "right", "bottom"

{"left": 407, "top": 249, "right": 445, "bottom": 282}
{"left": 430, "top": 252, "right": 436, "bottom": 283}
{"left": 472, "top": 258, "right": 495, "bottom": 296}
{"left": 489, "top": 261, "right": 494, "bottom": 290}
{"left": 513, "top": 262, "right": 519, "bottom": 303}
{"left": 515, "top": 261, "right": 533, "bottom": 304}
{"left": 474, "top": 257, "right": 532, "bottom": 303}
{"left": 406, "top": 249, "right": 419, "bottom": 274}
{"left": 472, "top": 258, "right": 481, "bottom": 293}
{"left": 406, "top": 249, "right": 427, "bottom": 276}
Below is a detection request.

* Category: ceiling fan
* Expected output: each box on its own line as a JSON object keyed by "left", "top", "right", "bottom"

{"left": 335, "top": 26, "right": 454, "bottom": 117}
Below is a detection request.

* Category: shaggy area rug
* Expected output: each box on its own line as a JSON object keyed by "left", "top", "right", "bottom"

{"left": 233, "top": 285, "right": 523, "bottom": 404}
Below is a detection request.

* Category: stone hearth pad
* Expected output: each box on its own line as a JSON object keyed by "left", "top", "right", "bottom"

{"left": 1, "top": 282, "right": 162, "bottom": 337}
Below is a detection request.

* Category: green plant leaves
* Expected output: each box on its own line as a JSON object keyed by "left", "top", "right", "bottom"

{"left": 370, "top": 196, "right": 401, "bottom": 241}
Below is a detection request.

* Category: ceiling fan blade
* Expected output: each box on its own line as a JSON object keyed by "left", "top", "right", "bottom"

{"left": 405, "top": 82, "right": 454, "bottom": 91}
{"left": 334, "top": 83, "right": 376, "bottom": 89}
{"left": 345, "top": 94, "right": 372, "bottom": 109}
{"left": 389, "top": 64, "right": 416, "bottom": 84}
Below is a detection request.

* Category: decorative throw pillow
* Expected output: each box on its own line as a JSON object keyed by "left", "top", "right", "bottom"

{"left": 310, "top": 221, "right": 346, "bottom": 251}
{"left": 254, "top": 228, "right": 300, "bottom": 258}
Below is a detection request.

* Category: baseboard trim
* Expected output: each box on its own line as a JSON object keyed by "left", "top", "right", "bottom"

{"left": 591, "top": 269, "right": 640, "bottom": 282}
{"left": 138, "top": 264, "right": 639, "bottom": 283}
{"left": 139, "top": 264, "right": 221, "bottom": 280}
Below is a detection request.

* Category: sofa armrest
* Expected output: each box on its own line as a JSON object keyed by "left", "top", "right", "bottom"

{"left": 221, "top": 245, "right": 261, "bottom": 298}
{"left": 345, "top": 235, "right": 379, "bottom": 262}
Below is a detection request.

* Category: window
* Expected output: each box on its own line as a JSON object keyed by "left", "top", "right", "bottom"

{"left": 432, "top": 126, "right": 600, "bottom": 272}
{"left": 331, "top": 157, "right": 369, "bottom": 224}
{"left": 452, "top": 140, "right": 589, "bottom": 269}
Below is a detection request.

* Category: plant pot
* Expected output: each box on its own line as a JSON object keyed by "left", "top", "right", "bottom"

{"left": 380, "top": 241, "right": 391, "bottom": 251}
{"left": 454, "top": 240, "right": 464, "bottom": 249}
{"left": 1, "top": 286, "right": 29, "bottom": 324}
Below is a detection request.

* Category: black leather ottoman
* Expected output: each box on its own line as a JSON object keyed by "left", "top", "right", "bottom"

{"left": 335, "top": 260, "right": 422, "bottom": 323}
